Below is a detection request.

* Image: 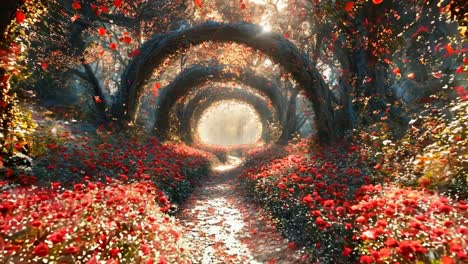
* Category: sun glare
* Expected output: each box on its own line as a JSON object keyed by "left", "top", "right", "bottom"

{"left": 196, "top": 100, "right": 262, "bottom": 146}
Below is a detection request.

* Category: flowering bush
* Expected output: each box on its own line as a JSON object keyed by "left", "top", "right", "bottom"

{"left": 352, "top": 185, "right": 467, "bottom": 263}
{"left": 24, "top": 133, "right": 213, "bottom": 206}
{"left": 0, "top": 181, "right": 191, "bottom": 263}
{"left": 240, "top": 138, "right": 467, "bottom": 263}
{"left": 241, "top": 139, "right": 370, "bottom": 262}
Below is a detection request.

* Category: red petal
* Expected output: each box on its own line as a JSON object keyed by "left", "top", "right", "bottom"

{"left": 16, "top": 11, "right": 26, "bottom": 23}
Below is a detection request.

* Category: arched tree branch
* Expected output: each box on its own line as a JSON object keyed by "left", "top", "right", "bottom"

{"left": 153, "top": 65, "right": 287, "bottom": 140}
{"left": 116, "top": 21, "right": 344, "bottom": 141}
{"left": 179, "top": 88, "right": 275, "bottom": 144}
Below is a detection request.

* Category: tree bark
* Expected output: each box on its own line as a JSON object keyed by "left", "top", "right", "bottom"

{"left": 81, "top": 61, "right": 109, "bottom": 122}
{"left": 277, "top": 89, "right": 300, "bottom": 144}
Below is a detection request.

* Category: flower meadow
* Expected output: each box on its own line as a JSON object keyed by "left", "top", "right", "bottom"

{"left": 1, "top": 113, "right": 466, "bottom": 263}
{"left": 240, "top": 137, "right": 467, "bottom": 263}
{"left": 1, "top": 182, "right": 190, "bottom": 263}
{"left": 1, "top": 132, "right": 213, "bottom": 263}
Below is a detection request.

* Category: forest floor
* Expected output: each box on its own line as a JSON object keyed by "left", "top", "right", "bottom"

{"left": 178, "top": 156, "right": 303, "bottom": 264}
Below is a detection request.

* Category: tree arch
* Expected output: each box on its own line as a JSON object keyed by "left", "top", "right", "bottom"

{"left": 115, "top": 21, "right": 342, "bottom": 141}
{"left": 152, "top": 65, "right": 286, "bottom": 140}
{"left": 179, "top": 88, "right": 275, "bottom": 144}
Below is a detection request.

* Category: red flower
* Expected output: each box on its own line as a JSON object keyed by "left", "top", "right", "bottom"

{"left": 355, "top": 216, "right": 366, "bottom": 225}
{"left": 315, "top": 217, "right": 328, "bottom": 229}
{"left": 41, "top": 62, "right": 48, "bottom": 70}
{"left": 100, "top": 6, "right": 109, "bottom": 13}
{"left": 379, "top": 247, "right": 391, "bottom": 258}
{"left": 31, "top": 220, "right": 42, "bottom": 228}
{"left": 33, "top": 243, "right": 49, "bottom": 257}
{"left": 385, "top": 237, "right": 399, "bottom": 247}
{"left": 158, "top": 196, "right": 169, "bottom": 204}
{"left": 48, "top": 230, "right": 66, "bottom": 244}
{"left": 344, "top": 2, "right": 354, "bottom": 13}
{"left": 74, "top": 183, "right": 84, "bottom": 191}
{"left": 359, "top": 255, "right": 374, "bottom": 264}
{"left": 342, "top": 246, "right": 352, "bottom": 257}
{"left": 109, "top": 43, "right": 117, "bottom": 49}
{"left": 302, "top": 194, "right": 313, "bottom": 204}
{"left": 87, "top": 182, "right": 97, "bottom": 190}
{"left": 375, "top": 219, "right": 387, "bottom": 228}
{"left": 87, "top": 255, "right": 99, "bottom": 264}
{"left": 16, "top": 11, "right": 26, "bottom": 23}
{"left": 122, "top": 36, "right": 132, "bottom": 44}
{"left": 66, "top": 246, "right": 81, "bottom": 254}
{"left": 323, "top": 199, "right": 335, "bottom": 209}
{"left": 419, "top": 177, "right": 431, "bottom": 187}
{"left": 0, "top": 201, "right": 16, "bottom": 215}
{"left": 153, "top": 256, "right": 165, "bottom": 264}
{"left": 98, "top": 27, "right": 107, "bottom": 36}
{"left": 336, "top": 206, "right": 345, "bottom": 215}
{"left": 72, "top": 2, "right": 81, "bottom": 10}
{"left": 287, "top": 241, "right": 297, "bottom": 250}
{"left": 444, "top": 220, "right": 454, "bottom": 227}
{"left": 414, "top": 214, "right": 426, "bottom": 221}
{"left": 110, "top": 248, "right": 120, "bottom": 257}
{"left": 113, "top": 0, "right": 122, "bottom": 7}
{"left": 449, "top": 242, "right": 463, "bottom": 254}
{"left": 373, "top": 163, "right": 382, "bottom": 170}
{"left": 398, "top": 240, "right": 427, "bottom": 257}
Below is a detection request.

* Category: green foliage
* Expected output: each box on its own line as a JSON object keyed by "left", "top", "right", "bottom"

{"left": 0, "top": 1, "right": 46, "bottom": 166}
{"left": 348, "top": 99, "right": 467, "bottom": 198}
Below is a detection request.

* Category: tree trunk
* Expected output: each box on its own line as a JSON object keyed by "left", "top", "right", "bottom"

{"left": 81, "top": 61, "right": 109, "bottom": 122}
{"left": 277, "top": 89, "right": 300, "bottom": 144}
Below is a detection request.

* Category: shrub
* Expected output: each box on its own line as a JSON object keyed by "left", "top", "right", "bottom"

{"left": 352, "top": 185, "right": 468, "bottom": 263}
{"left": 0, "top": 181, "right": 191, "bottom": 263}
{"left": 240, "top": 138, "right": 467, "bottom": 263}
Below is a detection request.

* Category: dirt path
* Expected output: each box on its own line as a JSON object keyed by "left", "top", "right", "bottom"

{"left": 178, "top": 156, "right": 303, "bottom": 264}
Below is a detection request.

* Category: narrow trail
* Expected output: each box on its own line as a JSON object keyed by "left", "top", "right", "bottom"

{"left": 178, "top": 156, "right": 303, "bottom": 264}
